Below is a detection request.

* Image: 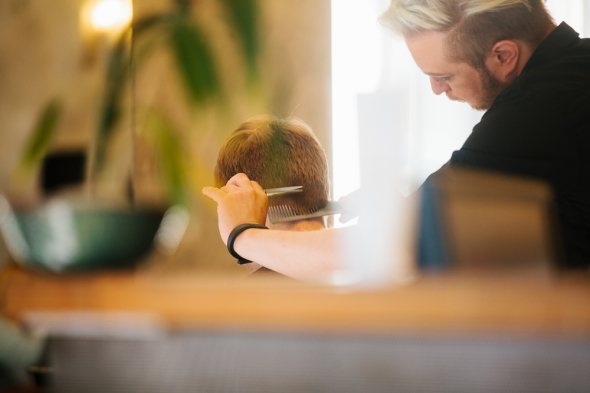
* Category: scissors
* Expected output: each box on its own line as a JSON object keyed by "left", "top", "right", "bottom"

{"left": 264, "top": 186, "right": 302, "bottom": 197}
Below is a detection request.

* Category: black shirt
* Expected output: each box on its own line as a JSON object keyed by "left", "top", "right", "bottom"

{"left": 448, "top": 22, "right": 590, "bottom": 269}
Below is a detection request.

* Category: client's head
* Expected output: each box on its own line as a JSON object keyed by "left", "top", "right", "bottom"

{"left": 215, "top": 115, "right": 330, "bottom": 229}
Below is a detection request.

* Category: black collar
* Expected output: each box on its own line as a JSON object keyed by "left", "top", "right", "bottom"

{"left": 523, "top": 22, "right": 580, "bottom": 71}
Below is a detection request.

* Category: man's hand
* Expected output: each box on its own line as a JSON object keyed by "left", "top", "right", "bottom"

{"left": 338, "top": 188, "right": 362, "bottom": 224}
{"left": 202, "top": 173, "right": 268, "bottom": 245}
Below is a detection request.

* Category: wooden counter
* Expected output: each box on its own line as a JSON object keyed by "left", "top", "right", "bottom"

{"left": 2, "top": 266, "right": 590, "bottom": 337}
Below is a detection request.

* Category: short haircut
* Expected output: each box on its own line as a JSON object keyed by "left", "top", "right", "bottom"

{"left": 379, "top": 0, "right": 555, "bottom": 69}
{"left": 214, "top": 115, "right": 330, "bottom": 210}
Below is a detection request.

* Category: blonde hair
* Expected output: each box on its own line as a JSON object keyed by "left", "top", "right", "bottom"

{"left": 214, "top": 115, "right": 330, "bottom": 210}
{"left": 380, "top": 0, "right": 555, "bottom": 69}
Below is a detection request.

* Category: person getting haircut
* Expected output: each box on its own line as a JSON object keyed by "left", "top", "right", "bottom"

{"left": 215, "top": 115, "right": 330, "bottom": 212}
{"left": 214, "top": 115, "right": 331, "bottom": 276}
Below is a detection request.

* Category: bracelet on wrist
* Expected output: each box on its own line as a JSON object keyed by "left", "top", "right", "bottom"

{"left": 227, "top": 223, "right": 269, "bottom": 265}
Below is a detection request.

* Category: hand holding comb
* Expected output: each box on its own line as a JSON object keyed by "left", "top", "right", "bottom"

{"left": 263, "top": 186, "right": 345, "bottom": 224}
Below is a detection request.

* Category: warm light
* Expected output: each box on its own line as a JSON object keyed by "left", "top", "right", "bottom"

{"left": 91, "top": 0, "right": 132, "bottom": 31}
{"left": 81, "top": 0, "right": 133, "bottom": 35}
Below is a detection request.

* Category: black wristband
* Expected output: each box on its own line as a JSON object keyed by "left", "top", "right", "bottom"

{"left": 227, "top": 223, "right": 269, "bottom": 265}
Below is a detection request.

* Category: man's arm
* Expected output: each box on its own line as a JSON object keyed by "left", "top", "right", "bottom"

{"left": 232, "top": 226, "right": 348, "bottom": 281}
{"left": 202, "top": 173, "right": 348, "bottom": 281}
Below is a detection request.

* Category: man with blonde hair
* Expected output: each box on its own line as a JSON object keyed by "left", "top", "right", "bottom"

{"left": 214, "top": 115, "right": 330, "bottom": 276}
{"left": 380, "top": 0, "right": 590, "bottom": 267}
{"left": 380, "top": 0, "right": 556, "bottom": 110}
{"left": 204, "top": 0, "right": 590, "bottom": 277}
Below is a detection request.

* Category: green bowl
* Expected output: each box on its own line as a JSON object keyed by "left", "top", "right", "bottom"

{"left": 0, "top": 198, "right": 166, "bottom": 272}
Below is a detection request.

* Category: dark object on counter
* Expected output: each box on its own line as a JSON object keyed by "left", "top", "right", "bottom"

{"left": 29, "top": 366, "right": 54, "bottom": 389}
{"left": 41, "top": 151, "right": 86, "bottom": 195}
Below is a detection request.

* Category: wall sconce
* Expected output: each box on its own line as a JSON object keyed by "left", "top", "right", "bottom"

{"left": 79, "top": 0, "right": 133, "bottom": 67}
{"left": 80, "top": 0, "right": 133, "bottom": 39}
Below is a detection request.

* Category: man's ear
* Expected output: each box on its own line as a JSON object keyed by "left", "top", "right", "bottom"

{"left": 485, "top": 40, "right": 520, "bottom": 82}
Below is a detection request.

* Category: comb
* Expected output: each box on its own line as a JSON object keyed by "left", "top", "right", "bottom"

{"left": 267, "top": 201, "right": 344, "bottom": 224}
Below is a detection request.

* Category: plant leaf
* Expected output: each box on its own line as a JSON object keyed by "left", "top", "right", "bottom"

{"left": 143, "top": 111, "right": 189, "bottom": 205}
{"left": 221, "top": 0, "right": 259, "bottom": 79}
{"left": 169, "top": 18, "right": 220, "bottom": 104}
{"left": 94, "top": 14, "right": 174, "bottom": 176}
{"left": 132, "top": 13, "right": 170, "bottom": 35}
{"left": 19, "top": 99, "right": 62, "bottom": 172}
{"left": 94, "top": 31, "right": 131, "bottom": 174}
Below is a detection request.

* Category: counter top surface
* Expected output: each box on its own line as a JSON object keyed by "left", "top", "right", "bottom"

{"left": 2, "top": 266, "right": 590, "bottom": 337}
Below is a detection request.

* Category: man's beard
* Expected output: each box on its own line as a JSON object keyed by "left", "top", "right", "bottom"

{"left": 470, "top": 67, "right": 510, "bottom": 111}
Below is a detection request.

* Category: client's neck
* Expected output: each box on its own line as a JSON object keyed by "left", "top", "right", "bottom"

{"left": 267, "top": 217, "right": 325, "bottom": 231}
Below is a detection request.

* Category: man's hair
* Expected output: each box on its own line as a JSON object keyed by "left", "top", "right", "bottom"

{"left": 214, "top": 115, "right": 330, "bottom": 209}
{"left": 379, "top": 0, "right": 555, "bottom": 69}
